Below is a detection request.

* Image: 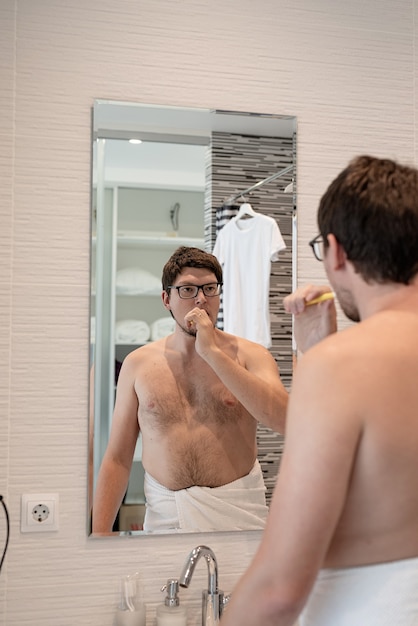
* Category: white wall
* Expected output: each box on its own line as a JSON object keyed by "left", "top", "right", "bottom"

{"left": 1, "top": 0, "right": 417, "bottom": 623}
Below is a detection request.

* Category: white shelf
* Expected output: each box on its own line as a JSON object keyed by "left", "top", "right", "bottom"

{"left": 118, "top": 232, "right": 204, "bottom": 248}
{"left": 115, "top": 291, "right": 161, "bottom": 296}
{"left": 116, "top": 342, "right": 150, "bottom": 346}
{"left": 93, "top": 232, "right": 204, "bottom": 248}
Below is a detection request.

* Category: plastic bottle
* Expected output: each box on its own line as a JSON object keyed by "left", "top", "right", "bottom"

{"left": 114, "top": 572, "right": 146, "bottom": 626}
{"left": 156, "top": 579, "right": 187, "bottom": 626}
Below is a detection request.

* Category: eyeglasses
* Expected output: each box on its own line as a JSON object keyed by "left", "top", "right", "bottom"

{"left": 309, "top": 234, "right": 324, "bottom": 262}
{"left": 168, "top": 282, "right": 223, "bottom": 299}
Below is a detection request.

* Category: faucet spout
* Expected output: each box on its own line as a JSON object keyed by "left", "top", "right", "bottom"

{"left": 180, "top": 545, "right": 218, "bottom": 594}
{"left": 180, "top": 545, "right": 223, "bottom": 626}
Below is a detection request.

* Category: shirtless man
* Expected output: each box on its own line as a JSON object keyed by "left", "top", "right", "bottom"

{"left": 92, "top": 246, "right": 288, "bottom": 533}
{"left": 221, "top": 155, "right": 418, "bottom": 626}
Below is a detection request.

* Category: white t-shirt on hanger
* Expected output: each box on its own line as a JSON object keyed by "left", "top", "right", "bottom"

{"left": 213, "top": 212, "right": 286, "bottom": 348}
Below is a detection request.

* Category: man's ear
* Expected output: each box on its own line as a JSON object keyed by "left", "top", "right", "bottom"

{"left": 326, "top": 234, "right": 347, "bottom": 270}
{"left": 162, "top": 290, "right": 171, "bottom": 310}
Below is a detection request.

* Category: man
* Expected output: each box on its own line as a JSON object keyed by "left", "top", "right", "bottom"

{"left": 92, "top": 246, "right": 288, "bottom": 533}
{"left": 221, "top": 155, "right": 418, "bottom": 626}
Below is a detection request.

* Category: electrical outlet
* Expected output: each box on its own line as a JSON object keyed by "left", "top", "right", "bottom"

{"left": 21, "top": 493, "right": 59, "bottom": 533}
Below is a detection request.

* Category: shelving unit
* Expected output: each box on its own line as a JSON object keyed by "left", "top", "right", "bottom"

{"left": 92, "top": 183, "right": 205, "bottom": 526}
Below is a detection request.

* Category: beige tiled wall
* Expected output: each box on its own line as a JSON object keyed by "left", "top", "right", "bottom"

{"left": 1, "top": 0, "right": 417, "bottom": 623}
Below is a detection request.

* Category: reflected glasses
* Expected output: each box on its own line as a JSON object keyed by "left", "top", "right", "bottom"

{"left": 168, "top": 282, "right": 223, "bottom": 299}
{"left": 309, "top": 234, "right": 324, "bottom": 262}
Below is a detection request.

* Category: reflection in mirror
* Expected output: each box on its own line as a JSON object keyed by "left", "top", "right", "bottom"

{"left": 89, "top": 101, "right": 297, "bottom": 536}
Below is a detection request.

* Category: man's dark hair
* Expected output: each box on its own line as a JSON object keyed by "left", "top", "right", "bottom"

{"left": 162, "top": 246, "right": 223, "bottom": 292}
{"left": 318, "top": 155, "right": 418, "bottom": 284}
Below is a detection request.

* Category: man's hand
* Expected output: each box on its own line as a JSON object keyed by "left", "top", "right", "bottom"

{"left": 284, "top": 284, "right": 337, "bottom": 353}
{"left": 184, "top": 307, "right": 218, "bottom": 359}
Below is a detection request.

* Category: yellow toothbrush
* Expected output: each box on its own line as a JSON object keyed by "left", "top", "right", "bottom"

{"left": 306, "top": 292, "right": 335, "bottom": 306}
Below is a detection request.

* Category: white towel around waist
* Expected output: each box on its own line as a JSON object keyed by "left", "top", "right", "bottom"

{"left": 143, "top": 459, "right": 268, "bottom": 533}
{"left": 300, "top": 556, "right": 418, "bottom": 626}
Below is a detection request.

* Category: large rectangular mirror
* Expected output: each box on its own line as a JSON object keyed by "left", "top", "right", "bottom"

{"left": 89, "top": 100, "right": 297, "bottom": 536}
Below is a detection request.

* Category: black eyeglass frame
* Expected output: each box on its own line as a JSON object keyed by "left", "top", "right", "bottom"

{"left": 167, "top": 282, "right": 223, "bottom": 299}
{"left": 309, "top": 234, "right": 325, "bottom": 262}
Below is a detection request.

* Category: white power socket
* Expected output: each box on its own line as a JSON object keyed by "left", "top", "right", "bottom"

{"left": 21, "top": 493, "right": 59, "bottom": 533}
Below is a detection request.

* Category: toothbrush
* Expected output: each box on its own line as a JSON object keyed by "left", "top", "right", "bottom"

{"left": 306, "top": 292, "right": 335, "bottom": 306}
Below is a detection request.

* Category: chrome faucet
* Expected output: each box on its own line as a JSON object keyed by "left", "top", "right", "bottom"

{"left": 179, "top": 545, "right": 228, "bottom": 626}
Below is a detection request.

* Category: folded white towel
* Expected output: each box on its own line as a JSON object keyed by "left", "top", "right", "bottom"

{"left": 115, "top": 319, "right": 150, "bottom": 344}
{"left": 150, "top": 317, "right": 176, "bottom": 340}
{"left": 116, "top": 267, "right": 161, "bottom": 295}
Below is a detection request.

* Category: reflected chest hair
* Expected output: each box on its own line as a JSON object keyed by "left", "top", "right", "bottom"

{"left": 140, "top": 360, "right": 243, "bottom": 427}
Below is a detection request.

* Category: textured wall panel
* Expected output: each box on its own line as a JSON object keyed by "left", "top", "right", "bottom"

{"left": 1, "top": 0, "right": 417, "bottom": 623}
{"left": 208, "top": 130, "right": 294, "bottom": 502}
{"left": 0, "top": 2, "right": 15, "bottom": 622}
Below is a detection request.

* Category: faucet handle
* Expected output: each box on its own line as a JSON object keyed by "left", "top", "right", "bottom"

{"left": 221, "top": 593, "right": 231, "bottom": 614}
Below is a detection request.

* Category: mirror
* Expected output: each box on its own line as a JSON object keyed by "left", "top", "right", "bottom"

{"left": 89, "top": 100, "right": 297, "bottom": 536}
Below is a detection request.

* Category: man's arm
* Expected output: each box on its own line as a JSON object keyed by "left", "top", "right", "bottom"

{"left": 203, "top": 339, "right": 288, "bottom": 433}
{"left": 220, "top": 340, "right": 363, "bottom": 626}
{"left": 92, "top": 356, "right": 140, "bottom": 534}
{"left": 185, "top": 306, "right": 288, "bottom": 432}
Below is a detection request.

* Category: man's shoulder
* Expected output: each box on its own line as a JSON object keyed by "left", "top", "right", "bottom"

{"left": 218, "top": 329, "right": 270, "bottom": 353}
{"left": 298, "top": 315, "right": 396, "bottom": 385}
{"left": 124, "top": 337, "right": 169, "bottom": 364}
{"left": 219, "top": 332, "right": 278, "bottom": 375}
{"left": 300, "top": 324, "right": 362, "bottom": 371}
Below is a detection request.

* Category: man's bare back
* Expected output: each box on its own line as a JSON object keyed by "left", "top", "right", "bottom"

{"left": 285, "top": 297, "right": 418, "bottom": 570}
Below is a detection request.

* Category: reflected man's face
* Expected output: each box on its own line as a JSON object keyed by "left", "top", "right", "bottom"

{"left": 162, "top": 267, "right": 221, "bottom": 335}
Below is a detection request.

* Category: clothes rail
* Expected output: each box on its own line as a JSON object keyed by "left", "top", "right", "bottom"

{"left": 223, "top": 164, "right": 293, "bottom": 206}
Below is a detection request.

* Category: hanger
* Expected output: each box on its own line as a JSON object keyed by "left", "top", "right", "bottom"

{"left": 236, "top": 202, "right": 256, "bottom": 220}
